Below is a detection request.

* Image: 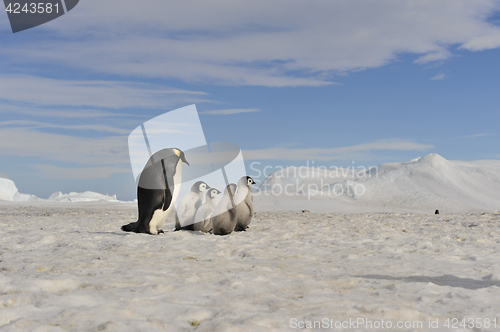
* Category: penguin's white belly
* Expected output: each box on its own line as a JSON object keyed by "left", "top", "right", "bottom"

{"left": 149, "top": 205, "right": 173, "bottom": 234}
{"left": 149, "top": 161, "right": 183, "bottom": 235}
{"left": 171, "top": 164, "right": 183, "bottom": 205}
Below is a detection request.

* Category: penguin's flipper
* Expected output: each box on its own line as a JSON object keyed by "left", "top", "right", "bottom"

{"left": 201, "top": 218, "right": 211, "bottom": 230}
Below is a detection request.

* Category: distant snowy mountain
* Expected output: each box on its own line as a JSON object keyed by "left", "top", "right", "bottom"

{"left": 257, "top": 153, "right": 500, "bottom": 213}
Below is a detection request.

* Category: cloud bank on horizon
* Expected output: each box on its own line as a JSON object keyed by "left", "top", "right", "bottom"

{"left": 0, "top": 0, "right": 499, "bottom": 199}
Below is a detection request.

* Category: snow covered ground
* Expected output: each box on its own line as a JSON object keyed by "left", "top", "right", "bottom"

{"left": 1, "top": 202, "right": 500, "bottom": 331}
{"left": 1, "top": 153, "right": 500, "bottom": 330}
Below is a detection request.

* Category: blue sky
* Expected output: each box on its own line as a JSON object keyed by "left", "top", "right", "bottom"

{"left": 1, "top": 0, "right": 499, "bottom": 200}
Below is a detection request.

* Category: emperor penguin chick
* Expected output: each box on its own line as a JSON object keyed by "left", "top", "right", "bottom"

{"left": 234, "top": 176, "right": 256, "bottom": 232}
{"left": 212, "top": 183, "right": 237, "bottom": 236}
{"left": 175, "top": 181, "right": 209, "bottom": 231}
{"left": 192, "top": 187, "right": 221, "bottom": 232}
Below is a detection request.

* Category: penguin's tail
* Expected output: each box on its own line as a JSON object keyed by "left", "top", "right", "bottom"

{"left": 121, "top": 221, "right": 139, "bottom": 232}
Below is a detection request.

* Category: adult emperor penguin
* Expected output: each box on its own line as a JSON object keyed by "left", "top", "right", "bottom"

{"left": 192, "top": 187, "right": 221, "bottom": 233}
{"left": 121, "top": 148, "right": 189, "bottom": 235}
{"left": 234, "top": 176, "right": 256, "bottom": 232}
{"left": 174, "top": 181, "right": 209, "bottom": 231}
{"left": 212, "top": 183, "right": 238, "bottom": 236}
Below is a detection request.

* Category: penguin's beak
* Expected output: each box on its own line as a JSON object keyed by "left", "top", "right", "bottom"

{"left": 182, "top": 157, "right": 190, "bottom": 166}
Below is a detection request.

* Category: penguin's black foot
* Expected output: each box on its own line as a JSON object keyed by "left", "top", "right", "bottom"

{"left": 157, "top": 229, "right": 164, "bottom": 234}
{"left": 121, "top": 222, "right": 138, "bottom": 232}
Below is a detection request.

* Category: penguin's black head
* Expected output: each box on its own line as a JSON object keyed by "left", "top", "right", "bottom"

{"left": 246, "top": 176, "right": 256, "bottom": 186}
{"left": 192, "top": 181, "right": 209, "bottom": 192}
{"left": 174, "top": 148, "right": 189, "bottom": 166}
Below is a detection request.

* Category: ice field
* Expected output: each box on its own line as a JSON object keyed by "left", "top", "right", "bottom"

{"left": 1, "top": 204, "right": 500, "bottom": 331}
{"left": 1, "top": 153, "right": 500, "bottom": 331}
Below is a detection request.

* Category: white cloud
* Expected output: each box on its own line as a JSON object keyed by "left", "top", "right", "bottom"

{"left": 200, "top": 108, "right": 260, "bottom": 115}
{"left": 430, "top": 73, "right": 447, "bottom": 81}
{"left": 32, "top": 164, "right": 131, "bottom": 180}
{"left": 460, "top": 33, "right": 500, "bottom": 51}
{"left": 414, "top": 50, "right": 453, "bottom": 64}
{"left": 0, "top": 104, "right": 148, "bottom": 119}
{"left": 0, "top": 75, "right": 210, "bottom": 109}
{"left": 0, "top": 128, "right": 129, "bottom": 165}
{"left": 2, "top": 0, "right": 500, "bottom": 86}
{"left": 0, "top": 120, "right": 131, "bottom": 134}
{"left": 463, "top": 133, "right": 490, "bottom": 138}
{"left": 242, "top": 140, "right": 434, "bottom": 161}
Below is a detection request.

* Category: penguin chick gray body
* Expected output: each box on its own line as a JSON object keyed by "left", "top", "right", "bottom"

{"left": 175, "top": 181, "right": 209, "bottom": 230}
{"left": 192, "top": 188, "right": 221, "bottom": 232}
{"left": 212, "top": 183, "right": 237, "bottom": 236}
{"left": 121, "top": 148, "right": 188, "bottom": 235}
{"left": 234, "top": 176, "right": 256, "bottom": 232}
